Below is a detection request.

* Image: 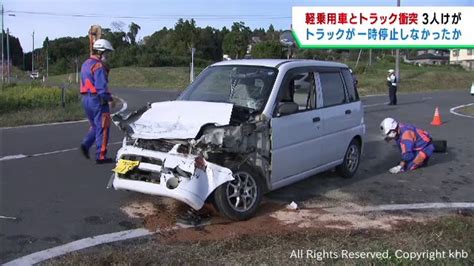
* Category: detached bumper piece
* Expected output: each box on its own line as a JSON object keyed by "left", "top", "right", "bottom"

{"left": 110, "top": 145, "right": 234, "bottom": 210}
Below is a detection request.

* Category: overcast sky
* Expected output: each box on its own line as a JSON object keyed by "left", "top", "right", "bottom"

{"left": 4, "top": 0, "right": 473, "bottom": 52}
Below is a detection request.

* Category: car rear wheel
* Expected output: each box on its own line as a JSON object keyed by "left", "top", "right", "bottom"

{"left": 213, "top": 165, "right": 262, "bottom": 221}
{"left": 336, "top": 139, "right": 361, "bottom": 178}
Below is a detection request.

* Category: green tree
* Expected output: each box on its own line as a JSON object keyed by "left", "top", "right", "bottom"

{"left": 1, "top": 31, "right": 24, "bottom": 69}
{"left": 102, "top": 28, "right": 128, "bottom": 50}
{"left": 266, "top": 24, "right": 279, "bottom": 41}
{"left": 197, "top": 26, "right": 223, "bottom": 61}
{"left": 171, "top": 18, "right": 198, "bottom": 55}
{"left": 222, "top": 22, "right": 250, "bottom": 59}
{"left": 251, "top": 40, "right": 283, "bottom": 59}
{"left": 127, "top": 22, "right": 141, "bottom": 45}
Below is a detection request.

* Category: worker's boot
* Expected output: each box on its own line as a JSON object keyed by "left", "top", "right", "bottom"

{"left": 80, "top": 144, "right": 90, "bottom": 159}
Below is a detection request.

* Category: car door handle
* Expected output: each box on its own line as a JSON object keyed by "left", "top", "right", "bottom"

{"left": 345, "top": 109, "right": 352, "bottom": 115}
{"left": 312, "top": 117, "right": 321, "bottom": 123}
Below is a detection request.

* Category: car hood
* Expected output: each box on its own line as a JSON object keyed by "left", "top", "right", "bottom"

{"left": 128, "top": 101, "right": 234, "bottom": 140}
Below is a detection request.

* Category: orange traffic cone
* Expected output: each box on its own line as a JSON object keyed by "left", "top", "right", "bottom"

{"left": 431, "top": 107, "right": 443, "bottom": 126}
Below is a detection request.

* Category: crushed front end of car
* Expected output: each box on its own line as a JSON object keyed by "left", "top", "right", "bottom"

{"left": 108, "top": 100, "right": 271, "bottom": 212}
{"left": 109, "top": 64, "right": 276, "bottom": 220}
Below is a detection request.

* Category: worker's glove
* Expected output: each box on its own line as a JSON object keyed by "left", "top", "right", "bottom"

{"left": 389, "top": 165, "right": 403, "bottom": 174}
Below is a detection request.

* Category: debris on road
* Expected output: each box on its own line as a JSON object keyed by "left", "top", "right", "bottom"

{"left": 121, "top": 201, "right": 158, "bottom": 219}
{"left": 286, "top": 201, "right": 298, "bottom": 210}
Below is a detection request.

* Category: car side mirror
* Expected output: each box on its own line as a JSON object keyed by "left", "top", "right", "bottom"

{"left": 278, "top": 102, "right": 299, "bottom": 116}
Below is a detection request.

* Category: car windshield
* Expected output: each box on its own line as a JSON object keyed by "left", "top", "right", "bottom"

{"left": 179, "top": 65, "right": 278, "bottom": 111}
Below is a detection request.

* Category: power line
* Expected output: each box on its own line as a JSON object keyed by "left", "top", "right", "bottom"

{"left": 5, "top": 10, "right": 290, "bottom": 21}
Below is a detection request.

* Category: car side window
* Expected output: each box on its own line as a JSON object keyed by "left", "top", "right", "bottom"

{"left": 279, "top": 71, "right": 316, "bottom": 111}
{"left": 319, "top": 72, "right": 347, "bottom": 107}
{"left": 342, "top": 69, "right": 360, "bottom": 102}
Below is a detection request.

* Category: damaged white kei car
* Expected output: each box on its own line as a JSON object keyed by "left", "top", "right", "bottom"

{"left": 109, "top": 59, "right": 366, "bottom": 220}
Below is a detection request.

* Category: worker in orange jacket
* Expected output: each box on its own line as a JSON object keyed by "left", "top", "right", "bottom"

{"left": 380, "top": 118, "right": 435, "bottom": 174}
{"left": 79, "top": 39, "right": 115, "bottom": 164}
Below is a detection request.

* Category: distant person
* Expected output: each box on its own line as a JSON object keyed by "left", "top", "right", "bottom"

{"left": 387, "top": 69, "right": 397, "bottom": 105}
{"left": 79, "top": 39, "right": 115, "bottom": 164}
{"left": 349, "top": 68, "right": 358, "bottom": 89}
{"left": 380, "top": 118, "right": 435, "bottom": 174}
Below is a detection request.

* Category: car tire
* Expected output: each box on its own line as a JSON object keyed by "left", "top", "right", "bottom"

{"left": 336, "top": 139, "right": 361, "bottom": 178}
{"left": 213, "top": 164, "right": 263, "bottom": 221}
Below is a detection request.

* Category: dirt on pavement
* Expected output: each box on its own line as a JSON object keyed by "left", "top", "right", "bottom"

{"left": 120, "top": 198, "right": 445, "bottom": 244}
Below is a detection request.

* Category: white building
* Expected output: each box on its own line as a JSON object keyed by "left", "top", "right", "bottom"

{"left": 450, "top": 49, "right": 474, "bottom": 71}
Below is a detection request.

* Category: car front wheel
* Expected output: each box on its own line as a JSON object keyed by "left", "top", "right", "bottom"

{"left": 213, "top": 165, "right": 262, "bottom": 221}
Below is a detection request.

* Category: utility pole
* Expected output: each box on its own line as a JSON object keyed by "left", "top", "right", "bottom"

{"left": 395, "top": 0, "right": 401, "bottom": 87}
{"left": 32, "top": 31, "right": 35, "bottom": 72}
{"left": 46, "top": 39, "right": 49, "bottom": 77}
{"left": 6, "top": 28, "right": 9, "bottom": 82}
{"left": 369, "top": 49, "right": 372, "bottom": 66}
{"left": 2, "top": 5, "right": 4, "bottom": 84}
{"left": 75, "top": 57, "right": 79, "bottom": 83}
{"left": 190, "top": 47, "right": 195, "bottom": 83}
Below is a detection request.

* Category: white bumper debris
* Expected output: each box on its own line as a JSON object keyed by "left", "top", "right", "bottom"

{"left": 110, "top": 145, "right": 234, "bottom": 210}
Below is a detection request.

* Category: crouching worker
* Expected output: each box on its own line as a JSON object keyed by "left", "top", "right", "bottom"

{"left": 380, "top": 118, "right": 435, "bottom": 174}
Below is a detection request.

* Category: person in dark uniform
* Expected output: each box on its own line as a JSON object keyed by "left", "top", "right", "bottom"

{"left": 387, "top": 69, "right": 397, "bottom": 105}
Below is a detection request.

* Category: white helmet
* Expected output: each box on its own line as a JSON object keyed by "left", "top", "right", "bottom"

{"left": 93, "top": 39, "right": 114, "bottom": 52}
{"left": 388, "top": 69, "right": 395, "bottom": 74}
{"left": 380, "top": 117, "right": 399, "bottom": 138}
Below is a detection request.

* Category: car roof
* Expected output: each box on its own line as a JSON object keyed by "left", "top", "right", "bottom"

{"left": 212, "top": 59, "right": 348, "bottom": 69}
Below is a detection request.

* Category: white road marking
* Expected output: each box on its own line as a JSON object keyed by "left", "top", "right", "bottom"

{"left": 0, "top": 155, "right": 28, "bottom": 161}
{"left": 0, "top": 215, "right": 17, "bottom": 220}
{"left": 326, "top": 202, "right": 474, "bottom": 213}
{"left": 363, "top": 101, "right": 390, "bottom": 108}
{"left": 0, "top": 96, "right": 128, "bottom": 130}
{"left": 363, "top": 96, "right": 431, "bottom": 108}
{"left": 140, "top": 89, "right": 180, "bottom": 92}
{"left": 114, "top": 95, "right": 128, "bottom": 114}
{"left": 361, "top": 93, "right": 387, "bottom": 98}
{"left": 450, "top": 103, "right": 474, "bottom": 118}
{"left": 0, "top": 120, "right": 88, "bottom": 130}
{"left": 3, "top": 228, "right": 153, "bottom": 266}
{"left": 0, "top": 142, "right": 123, "bottom": 162}
{"left": 29, "top": 148, "right": 79, "bottom": 158}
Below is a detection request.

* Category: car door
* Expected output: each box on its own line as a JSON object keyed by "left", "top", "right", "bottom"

{"left": 318, "top": 69, "right": 354, "bottom": 165}
{"left": 270, "top": 68, "right": 325, "bottom": 184}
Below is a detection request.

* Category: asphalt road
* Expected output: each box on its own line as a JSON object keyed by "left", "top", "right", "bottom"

{"left": 1, "top": 89, "right": 473, "bottom": 263}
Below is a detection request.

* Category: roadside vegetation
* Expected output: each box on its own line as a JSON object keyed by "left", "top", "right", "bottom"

{"left": 47, "top": 66, "right": 203, "bottom": 90}
{"left": 47, "top": 60, "right": 474, "bottom": 94}
{"left": 48, "top": 215, "right": 473, "bottom": 264}
{"left": 346, "top": 58, "right": 474, "bottom": 95}
{"left": 0, "top": 83, "right": 83, "bottom": 127}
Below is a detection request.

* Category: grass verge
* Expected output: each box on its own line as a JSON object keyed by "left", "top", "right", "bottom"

{"left": 0, "top": 104, "right": 84, "bottom": 127}
{"left": 0, "top": 84, "right": 83, "bottom": 127}
{"left": 345, "top": 60, "right": 474, "bottom": 96}
{"left": 47, "top": 67, "right": 203, "bottom": 90}
{"left": 48, "top": 215, "right": 473, "bottom": 264}
{"left": 48, "top": 62, "right": 474, "bottom": 95}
